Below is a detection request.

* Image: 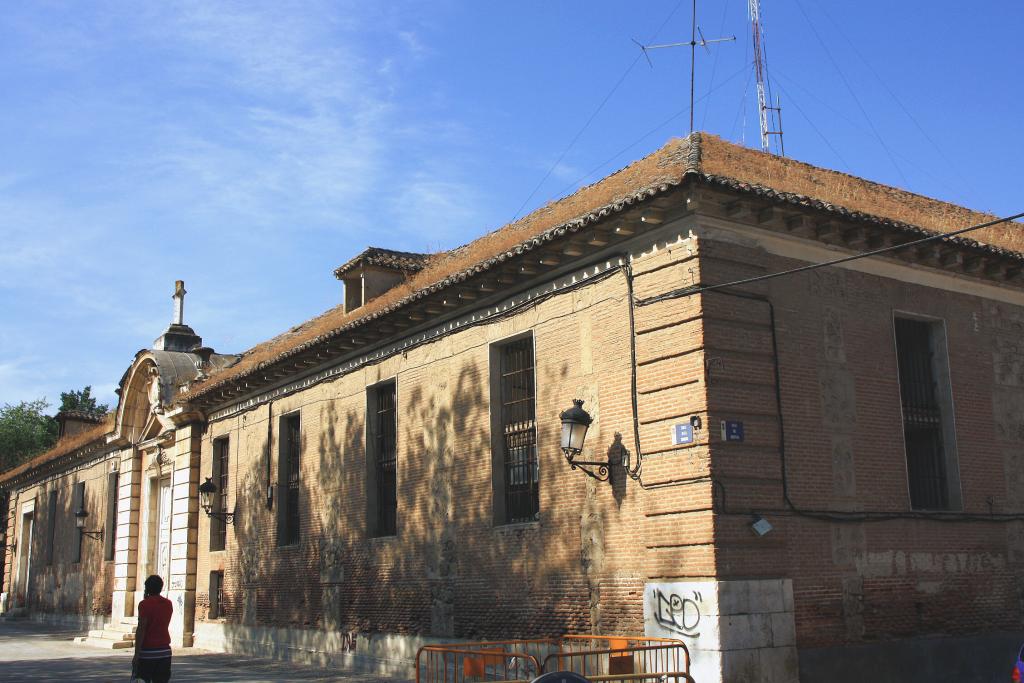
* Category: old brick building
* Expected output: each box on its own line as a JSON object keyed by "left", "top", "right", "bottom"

{"left": 2, "top": 133, "right": 1023, "bottom": 682}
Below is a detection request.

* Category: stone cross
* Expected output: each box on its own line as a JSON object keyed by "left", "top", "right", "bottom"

{"left": 173, "top": 280, "right": 186, "bottom": 325}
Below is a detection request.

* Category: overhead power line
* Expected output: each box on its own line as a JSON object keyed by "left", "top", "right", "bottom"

{"left": 792, "top": 0, "right": 908, "bottom": 186}
{"left": 509, "top": 0, "right": 688, "bottom": 222}
{"left": 637, "top": 210, "right": 1024, "bottom": 305}
{"left": 550, "top": 65, "right": 748, "bottom": 201}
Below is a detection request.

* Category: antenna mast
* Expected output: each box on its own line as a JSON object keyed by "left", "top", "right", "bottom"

{"left": 749, "top": 0, "right": 784, "bottom": 154}
{"left": 634, "top": 0, "right": 735, "bottom": 135}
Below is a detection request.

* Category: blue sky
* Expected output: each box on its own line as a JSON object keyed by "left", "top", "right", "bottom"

{"left": 1, "top": 0, "right": 1021, "bottom": 410}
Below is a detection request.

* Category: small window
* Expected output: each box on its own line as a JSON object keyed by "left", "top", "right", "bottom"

{"left": 72, "top": 482, "right": 85, "bottom": 563}
{"left": 490, "top": 334, "right": 539, "bottom": 524}
{"left": 104, "top": 471, "right": 118, "bottom": 562}
{"left": 209, "top": 570, "right": 225, "bottom": 619}
{"left": 894, "top": 317, "right": 960, "bottom": 510}
{"left": 46, "top": 490, "right": 58, "bottom": 565}
{"left": 277, "top": 414, "right": 301, "bottom": 546}
{"left": 0, "top": 492, "right": 8, "bottom": 588}
{"left": 210, "top": 438, "right": 229, "bottom": 552}
{"left": 367, "top": 381, "right": 398, "bottom": 537}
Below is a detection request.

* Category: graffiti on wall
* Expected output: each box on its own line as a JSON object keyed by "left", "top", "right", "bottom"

{"left": 650, "top": 587, "right": 703, "bottom": 638}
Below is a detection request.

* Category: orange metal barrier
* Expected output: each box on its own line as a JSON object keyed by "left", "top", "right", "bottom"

{"left": 416, "top": 644, "right": 542, "bottom": 683}
{"left": 542, "top": 640, "right": 693, "bottom": 683}
{"left": 416, "top": 636, "right": 693, "bottom": 683}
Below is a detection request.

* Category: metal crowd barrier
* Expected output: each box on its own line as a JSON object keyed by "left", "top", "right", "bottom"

{"left": 416, "top": 643, "right": 543, "bottom": 683}
{"left": 542, "top": 639, "right": 694, "bottom": 683}
{"left": 416, "top": 636, "right": 693, "bottom": 683}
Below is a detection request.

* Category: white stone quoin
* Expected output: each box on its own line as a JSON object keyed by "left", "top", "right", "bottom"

{"left": 644, "top": 579, "right": 798, "bottom": 683}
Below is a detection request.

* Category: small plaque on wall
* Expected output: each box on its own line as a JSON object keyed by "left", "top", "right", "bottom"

{"left": 720, "top": 420, "right": 744, "bottom": 442}
{"left": 671, "top": 423, "right": 695, "bottom": 445}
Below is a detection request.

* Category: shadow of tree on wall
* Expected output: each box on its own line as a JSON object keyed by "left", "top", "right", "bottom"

{"left": 214, "top": 353, "right": 620, "bottom": 649}
{"left": 17, "top": 475, "right": 115, "bottom": 620}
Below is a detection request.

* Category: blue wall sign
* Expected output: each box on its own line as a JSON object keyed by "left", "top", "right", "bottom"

{"left": 720, "top": 420, "right": 744, "bottom": 442}
{"left": 671, "top": 423, "right": 694, "bottom": 445}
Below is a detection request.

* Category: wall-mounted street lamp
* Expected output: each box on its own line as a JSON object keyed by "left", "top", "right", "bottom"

{"left": 74, "top": 508, "right": 104, "bottom": 540}
{"left": 561, "top": 399, "right": 645, "bottom": 482}
{"left": 199, "top": 478, "right": 235, "bottom": 525}
{"left": 560, "top": 399, "right": 612, "bottom": 481}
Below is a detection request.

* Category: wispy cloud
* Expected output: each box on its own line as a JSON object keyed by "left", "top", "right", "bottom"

{"left": 0, "top": 0, "right": 490, "bottom": 407}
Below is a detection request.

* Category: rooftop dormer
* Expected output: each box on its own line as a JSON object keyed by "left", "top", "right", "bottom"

{"left": 334, "top": 247, "right": 431, "bottom": 314}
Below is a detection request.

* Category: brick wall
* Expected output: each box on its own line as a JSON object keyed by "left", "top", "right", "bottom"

{"left": 3, "top": 454, "right": 119, "bottom": 617}
{"left": 193, "top": 232, "right": 710, "bottom": 642}
{"left": 699, "top": 231, "right": 1024, "bottom": 649}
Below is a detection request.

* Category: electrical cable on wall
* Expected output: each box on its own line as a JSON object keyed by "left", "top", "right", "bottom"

{"left": 626, "top": 208, "right": 1024, "bottom": 522}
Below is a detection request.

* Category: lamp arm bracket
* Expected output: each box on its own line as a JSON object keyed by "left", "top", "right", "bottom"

{"left": 203, "top": 507, "right": 236, "bottom": 525}
{"left": 569, "top": 461, "right": 610, "bottom": 481}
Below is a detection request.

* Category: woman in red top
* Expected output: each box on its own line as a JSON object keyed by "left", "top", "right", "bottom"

{"left": 134, "top": 575, "right": 173, "bottom": 683}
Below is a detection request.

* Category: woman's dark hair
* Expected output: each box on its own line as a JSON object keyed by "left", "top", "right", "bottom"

{"left": 144, "top": 575, "right": 164, "bottom": 596}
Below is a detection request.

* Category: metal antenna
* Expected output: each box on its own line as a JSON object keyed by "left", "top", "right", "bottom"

{"left": 749, "top": 0, "right": 784, "bottom": 154}
{"left": 633, "top": 0, "right": 735, "bottom": 134}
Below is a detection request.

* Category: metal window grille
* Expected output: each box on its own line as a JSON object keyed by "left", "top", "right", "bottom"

{"left": 0, "top": 492, "right": 7, "bottom": 588}
{"left": 104, "top": 472, "right": 118, "bottom": 561}
{"left": 375, "top": 383, "right": 398, "bottom": 536}
{"left": 285, "top": 415, "right": 301, "bottom": 544}
{"left": 211, "top": 439, "right": 229, "bottom": 551}
{"left": 500, "top": 337, "right": 539, "bottom": 523}
{"left": 73, "top": 482, "right": 85, "bottom": 563}
{"left": 46, "top": 490, "right": 57, "bottom": 565}
{"left": 209, "top": 570, "right": 225, "bottom": 619}
{"left": 895, "top": 318, "right": 949, "bottom": 510}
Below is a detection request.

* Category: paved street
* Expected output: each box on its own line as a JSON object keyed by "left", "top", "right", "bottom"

{"left": 0, "top": 619, "right": 410, "bottom": 683}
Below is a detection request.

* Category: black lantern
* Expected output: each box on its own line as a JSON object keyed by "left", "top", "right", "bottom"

{"left": 560, "top": 399, "right": 610, "bottom": 481}
{"left": 199, "top": 477, "right": 235, "bottom": 525}
{"left": 75, "top": 508, "right": 103, "bottom": 540}
{"left": 560, "top": 399, "right": 592, "bottom": 457}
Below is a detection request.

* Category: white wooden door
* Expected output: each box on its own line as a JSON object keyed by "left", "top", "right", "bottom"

{"left": 154, "top": 478, "right": 172, "bottom": 580}
{"left": 16, "top": 512, "right": 33, "bottom": 606}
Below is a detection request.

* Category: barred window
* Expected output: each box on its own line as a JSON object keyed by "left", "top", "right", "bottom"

{"left": 209, "top": 570, "right": 225, "bottom": 619}
{"left": 210, "top": 438, "right": 229, "bottom": 552}
{"left": 494, "top": 335, "right": 539, "bottom": 524}
{"left": 278, "top": 414, "right": 301, "bottom": 546}
{"left": 894, "top": 317, "right": 959, "bottom": 510}
{"left": 46, "top": 490, "right": 57, "bottom": 565}
{"left": 104, "top": 471, "right": 118, "bottom": 561}
{"left": 72, "top": 482, "right": 85, "bottom": 563}
{"left": 368, "top": 381, "right": 398, "bottom": 537}
{"left": 0, "top": 492, "right": 7, "bottom": 588}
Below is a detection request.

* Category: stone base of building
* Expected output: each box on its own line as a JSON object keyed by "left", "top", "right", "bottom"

{"left": 193, "top": 622, "right": 434, "bottom": 677}
{"left": 26, "top": 610, "right": 108, "bottom": 632}
{"left": 799, "top": 631, "right": 1024, "bottom": 683}
{"left": 644, "top": 578, "right": 798, "bottom": 683}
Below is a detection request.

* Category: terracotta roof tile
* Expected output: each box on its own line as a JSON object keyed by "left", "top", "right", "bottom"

{"left": 56, "top": 409, "right": 107, "bottom": 423}
{"left": 333, "top": 247, "right": 434, "bottom": 280}
{"left": 0, "top": 416, "right": 114, "bottom": 486}
{"left": 7, "top": 134, "right": 1023, "bottom": 484}
{"left": 179, "top": 133, "right": 1023, "bottom": 404}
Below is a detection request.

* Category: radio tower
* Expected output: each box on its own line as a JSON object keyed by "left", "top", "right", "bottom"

{"left": 749, "top": 0, "right": 784, "bottom": 154}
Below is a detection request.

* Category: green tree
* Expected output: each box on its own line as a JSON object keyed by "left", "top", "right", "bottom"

{"left": 0, "top": 399, "right": 58, "bottom": 472}
{"left": 59, "top": 385, "right": 109, "bottom": 415}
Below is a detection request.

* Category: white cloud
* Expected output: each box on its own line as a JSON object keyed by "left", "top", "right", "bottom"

{"left": 0, "top": 0, "right": 494, "bottom": 406}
